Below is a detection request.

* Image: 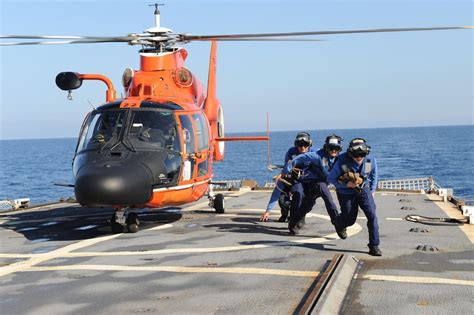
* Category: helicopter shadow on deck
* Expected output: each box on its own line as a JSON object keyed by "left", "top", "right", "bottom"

{"left": 202, "top": 216, "right": 351, "bottom": 252}
{"left": 0, "top": 205, "right": 182, "bottom": 242}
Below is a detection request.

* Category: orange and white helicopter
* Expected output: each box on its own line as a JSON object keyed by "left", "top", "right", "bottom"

{"left": 1, "top": 4, "right": 471, "bottom": 233}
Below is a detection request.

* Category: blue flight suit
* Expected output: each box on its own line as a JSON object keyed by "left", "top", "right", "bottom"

{"left": 265, "top": 146, "right": 317, "bottom": 213}
{"left": 327, "top": 152, "right": 380, "bottom": 247}
{"left": 285, "top": 149, "right": 339, "bottom": 228}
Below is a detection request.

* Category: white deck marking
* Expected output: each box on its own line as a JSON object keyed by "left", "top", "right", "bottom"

{"left": 148, "top": 223, "right": 173, "bottom": 231}
{"left": 0, "top": 189, "right": 360, "bottom": 278}
{"left": 74, "top": 225, "right": 97, "bottom": 231}
{"left": 180, "top": 189, "right": 251, "bottom": 212}
{"left": 26, "top": 265, "right": 320, "bottom": 277}
{"left": 40, "top": 221, "right": 60, "bottom": 226}
{"left": 16, "top": 227, "right": 39, "bottom": 232}
{"left": 0, "top": 212, "right": 361, "bottom": 259}
{"left": 0, "top": 222, "right": 362, "bottom": 259}
{"left": 357, "top": 274, "right": 474, "bottom": 286}
{"left": 0, "top": 233, "right": 123, "bottom": 277}
{"left": 426, "top": 194, "right": 474, "bottom": 244}
{"left": 356, "top": 217, "right": 403, "bottom": 221}
{"left": 30, "top": 238, "right": 51, "bottom": 243}
{"left": 293, "top": 224, "right": 362, "bottom": 244}
{"left": 0, "top": 253, "right": 36, "bottom": 258}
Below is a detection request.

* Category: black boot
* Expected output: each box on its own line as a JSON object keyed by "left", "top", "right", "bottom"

{"left": 296, "top": 216, "right": 306, "bottom": 229}
{"left": 277, "top": 215, "right": 288, "bottom": 222}
{"left": 368, "top": 245, "right": 382, "bottom": 256}
{"left": 334, "top": 222, "right": 347, "bottom": 239}
{"left": 288, "top": 226, "right": 300, "bottom": 235}
{"left": 288, "top": 217, "right": 300, "bottom": 235}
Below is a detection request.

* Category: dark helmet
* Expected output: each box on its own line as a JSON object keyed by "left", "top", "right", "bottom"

{"left": 294, "top": 132, "right": 312, "bottom": 148}
{"left": 323, "top": 134, "right": 343, "bottom": 153}
{"left": 348, "top": 138, "right": 371, "bottom": 158}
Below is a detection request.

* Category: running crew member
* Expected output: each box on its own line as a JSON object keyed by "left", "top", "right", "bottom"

{"left": 284, "top": 134, "right": 343, "bottom": 235}
{"left": 260, "top": 132, "right": 316, "bottom": 222}
{"left": 328, "top": 138, "right": 382, "bottom": 256}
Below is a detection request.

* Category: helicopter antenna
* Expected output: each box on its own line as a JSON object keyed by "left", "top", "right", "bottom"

{"left": 87, "top": 99, "right": 96, "bottom": 110}
{"left": 149, "top": 3, "right": 165, "bottom": 29}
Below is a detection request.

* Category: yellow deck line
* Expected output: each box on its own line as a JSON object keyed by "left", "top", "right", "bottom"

{"left": 426, "top": 194, "right": 473, "bottom": 243}
{"left": 357, "top": 274, "right": 474, "bottom": 286}
{"left": 26, "top": 264, "right": 320, "bottom": 277}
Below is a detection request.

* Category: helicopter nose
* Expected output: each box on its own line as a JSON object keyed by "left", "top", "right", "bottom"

{"left": 74, "top": 163, "right": 153, "bottom": 207}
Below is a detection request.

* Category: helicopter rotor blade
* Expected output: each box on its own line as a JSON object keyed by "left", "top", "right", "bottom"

{"left": 1, "top": 26, "right": 470, "bottom": 46}
{"left": 197, "top": 38, "right": 326, "bottom": 42}
{"left": 179, "top": 26, "right": 473, "bottom": 41}
{"left": 0, "top": 39, "right": 135, "bottom": 46}
{"left": 0, "top": 33, "right": 179, "bottom": 46}
{"left": 0, "top": 35, "right": 134, "bottom": 40}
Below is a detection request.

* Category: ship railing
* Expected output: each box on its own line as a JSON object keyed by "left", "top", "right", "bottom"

{"left": 217, "top": 176, "right": 444, "bottom": 192}
{"left": 0, "top": 198, "right": 30, "bottom": 212}
{"left": 211, "top": 180, "right": 243, "bottom": 190}
{"left": 213, "top": 177, "right": 466, "bottom": 205}
{"left": 264, "top": 177, "right": 441, "bottom": 192}
{"left": 377, "top": 176, "right": 441, "bottom": 192}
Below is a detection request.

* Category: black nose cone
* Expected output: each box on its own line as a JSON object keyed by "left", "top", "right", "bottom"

{"left": 75, "top": 163, "right": 153, "bottom": 207}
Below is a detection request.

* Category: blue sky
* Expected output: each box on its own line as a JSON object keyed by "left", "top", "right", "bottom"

{"left": 0, "top": 0, "right": 472, "bottom": 139}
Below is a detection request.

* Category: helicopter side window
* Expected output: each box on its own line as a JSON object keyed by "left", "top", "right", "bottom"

{"left": 197, "top": 159, "right": 208, "bottom": 177}
{"left": 193, "top": 114, "right": 209, "bottom": 151}
{"left": 77, "top": 110, "right": 124, "bottom": 152}
{"left": 178, "top": 115, "right": 196, "bottom": 154}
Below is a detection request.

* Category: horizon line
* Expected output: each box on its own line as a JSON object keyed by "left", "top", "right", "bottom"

{"left": 0, "top": 123, "right": 472, "bottom": 141}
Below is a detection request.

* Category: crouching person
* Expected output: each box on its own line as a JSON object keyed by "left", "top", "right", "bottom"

{"left": 328, "top": 138, "right": 382, "bottom": 256}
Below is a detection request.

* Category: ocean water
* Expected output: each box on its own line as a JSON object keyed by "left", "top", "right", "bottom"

{"left": 0, "top": 125, "right": 472, "bottom": 204}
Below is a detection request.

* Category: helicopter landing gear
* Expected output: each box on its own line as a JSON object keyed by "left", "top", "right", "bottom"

{"left": 208, "top": 185, "right": 225, "bottom": 214}
{"left": 110, "top": 215, "right": 123, "bottom": 234}
{"left": 126, "top": 212, "right": 140, "bottom": 233}
{"left": 110, "top": 208, "right": 140, "bottom": 233}
{"left": 214, "top": 194, "right": 225, "bottom": 214}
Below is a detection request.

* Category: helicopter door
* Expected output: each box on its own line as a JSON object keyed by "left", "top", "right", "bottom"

{"left": 192, "top": 113, "right": 210, "bottom": 180}
{"left": 178, "top": 114, "right": 196, "bottom": 181}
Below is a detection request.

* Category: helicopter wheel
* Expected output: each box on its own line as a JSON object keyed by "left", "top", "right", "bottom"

{"left": 110, "top": 214, "right": 124, "bottom": 234}
{"left": 214, "top": 194, "right": 225, "bottom": 214}
{"left": 126, "top": 212, "right": 140, "bottom": 233}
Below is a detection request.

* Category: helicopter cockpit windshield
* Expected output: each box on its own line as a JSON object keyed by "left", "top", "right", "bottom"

{"left": 128, "top": 110, "right": 180, "bottom": 152}
{"left": 76, "top": 109, "right": 181, "bottom": 153}
{"left": 77, "top": 110, "right": 125, "bottom": 152}
{"left": 74, "top": 107, "right": 183, "bottom": 188}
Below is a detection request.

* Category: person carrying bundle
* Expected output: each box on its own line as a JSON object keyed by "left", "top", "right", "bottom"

{"left": 328, "top": 138, "right": 382, "bottom": 256}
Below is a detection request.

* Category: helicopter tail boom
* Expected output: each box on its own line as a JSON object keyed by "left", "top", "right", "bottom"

{"left": 203, "top": 41, "right": 226, "bottom": 161}
{"left": 216, "top": 137, "right": 269, "bottom": 141}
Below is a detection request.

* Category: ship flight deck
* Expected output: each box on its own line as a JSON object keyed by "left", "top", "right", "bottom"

{"left": 0, "top": 189, "right": 472, "bottom": 314}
